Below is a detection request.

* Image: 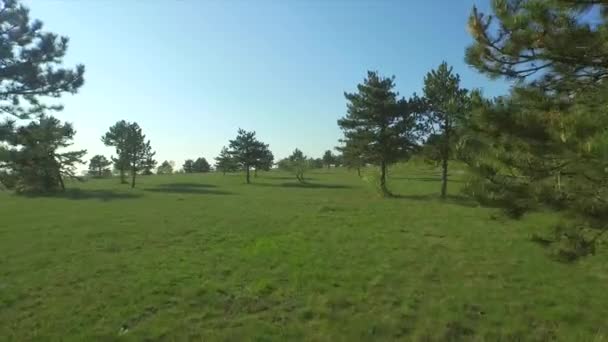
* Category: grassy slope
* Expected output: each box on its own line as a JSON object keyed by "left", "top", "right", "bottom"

{"left": 1, "top": 165, "right": 607, "bottom": 341}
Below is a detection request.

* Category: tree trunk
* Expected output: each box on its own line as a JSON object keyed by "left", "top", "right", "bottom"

{"left": 441, "top": 117, "right": 450, "bottom": 199}
{"left": 55, "top": 163, "right": 65, "bottom": 191}
{"left": 380, "top": 160, "right": 388, "bottom": 196}
{"left": 357, "top": 167, "right": 361, "bottom": 177}
{"left": 246, "top": 165, "right": 250, "bottom": 184}
{"left": 254, "top": 168, "right": 258, "bottom": 178}
{"left": 120, "top": 168, "right": 127, "bottom": 184}
{"left": 441, "top": 155, "right": 448, "bottom": 199}
{"left": 131, "top": 167, "right": 136, "bottom": 188}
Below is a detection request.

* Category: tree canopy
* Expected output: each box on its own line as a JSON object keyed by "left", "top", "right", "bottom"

{"left": 421, "top": 62, "right": 469, "bottom": 198}
{"left": 338, "top": 71, "right": 419, "bottom": 195}
{"left": 103, "top": 121, "right": 154, "bottom": 188}
{"left": 215, "top": 147, "right": 238, "bottom": 175}
{"left": 0, "top": 0, "right": 85, "bottom": 119}
{"left": 88, "top": 155, "right": 112, "bottom": 178}
{"left": 278, "top": 148, "right": 311, "bottom": 183}
{"left": 228, "top": 129, "right": 270, "bottom": 183}
{"left": 462, "top": 0, "right": 608, "bottom": 260}
{"left": 0, "top": 115, "right": 85, "bottom": 192}
{"left": 157, "top": 160, "right": 174, "bottom": 175}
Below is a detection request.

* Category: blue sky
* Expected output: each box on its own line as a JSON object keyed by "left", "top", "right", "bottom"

{"left": 24, "top": 0, "right": 508, "bottom": 170}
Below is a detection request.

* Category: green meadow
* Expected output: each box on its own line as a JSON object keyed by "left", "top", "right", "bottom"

{"left": 1, "top": 165, "right": 607, "bottom": 341}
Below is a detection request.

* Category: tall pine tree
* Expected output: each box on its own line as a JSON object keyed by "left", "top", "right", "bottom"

{"left": 463, "top": 0, "right": 608, "bottom": 259}
{"left": 338, "top": 71, "right": 419, "bottom": 195}
{"left": 422, "top": 62, "right": 469, "bottom": 198}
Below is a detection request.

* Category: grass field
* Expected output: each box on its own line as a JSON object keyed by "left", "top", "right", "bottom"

{"left": 1, "top": 165, "right": 607, "bottom": 341}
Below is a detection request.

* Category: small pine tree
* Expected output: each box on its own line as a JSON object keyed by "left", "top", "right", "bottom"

{"left": 192, "top": 157, "right": 211, "bottom": 173}
{"left": 183, "top": 159, "right": 194, "bottom": 173}
{"left": 228, "top": 129, "right": 269, "bottom": 183}
{"left": 322, "top": 150, "right": 334, "bottom": 169}
{"left": 2, "top": 115, "right": 86, "bottom": 192}
{"left": 88, "top": 155, "right": 112, "bottom": 178}
{"left": 215, "top": 147, "right": 238, "bottom": 175}
{"left": 157, "top": 160, "right": 174, "bottom": 175}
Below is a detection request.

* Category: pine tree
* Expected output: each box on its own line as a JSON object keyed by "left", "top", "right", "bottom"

{"left": 322, "top": 150, "right": 334, "bottom": 169}
{"left": 228, "top": 129, "right": 269, "bottom": 184}
{"left": 140, "top": 151, "right": 157, "bottom": 176}
{"left": 338, "top": 71, "right": 419, "bottom": 195}
{"left": 156, "top": 160, "right": 174, "bottom": 175}
{"left": 421, "top": 62, "right": 469, "bottom": 198}
{"left": 192, "top": 157, "right": 211, "bottom": 173}
{"left": 0, "top": 0, "right": 85, "bottom": 191}
{"left": 463, "top": 0, "right": 608, "bottom": 259}
{"left": 253, "top": 145, "right": 274, "bottom": 176}
{"left": 124, "top": 123, "right": 153, "bottom": 188}
{"left": 337, "top": 140, "right": 366, "bottom": 177}
{"left": 1, "top": 115, "right": 85, "bottom": 192}
{"left": 88, "top": 155, "right": 112, "bottom": 178}
{"left": 183, "top": 159, "right": 194, "bottom": 173}
{"left": 102, "top": 120, "right": 130, "bottom": 183}
{"left": 0, "top": 0, "right": 84, "bottom": 120}
{"left": 103, "top": 121, "right": 154, "bottom": 188}
{"left": 214, "top": 146, "right": 238, "bottom": 175}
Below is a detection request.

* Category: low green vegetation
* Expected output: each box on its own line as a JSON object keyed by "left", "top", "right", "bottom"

{"left": 1, "top": 166, "right": 607, "bottom": 340}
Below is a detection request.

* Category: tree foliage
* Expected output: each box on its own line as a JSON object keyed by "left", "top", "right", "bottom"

{"left": 214, "top": 146, "right": 238, "bottom": 175}
{"left": 102, "top": 121, "right": 154, "bottom": 188}
{"left": 182, "top": 159, "right": 194, "bottom": 173}
{"left": 462, "top": 0, "right": 608, "bottom": 260}
{"left": 337, "top": 140, "right": 366, "bottom": 177}
{"left": 193, "top": 157, "right": 211, "bottom": 173}
{"left": 278, "top": 148, "right": 311, "bottom": 183}
{"left": 322, "top": 150, "right": 334, "bottom": 169}
{"left": 338, "top": 71, "right": 419, "bottom": 195}
{"left": 0, "top": 0, "right": 85, "bottom": 119}
{"left": 227, "top": 129, "right": 270, "bottom": 183}
{"left": 88, "top": 154, "right": 111, "bottom": 178}
{"left": 0, "top": 115, "right": 85, "bottom": 192}
{"left": 156, "top": 160, "right": 174, "bottom": 175}
{"left": 254, "top": 146, "right": 274, "bottom": 175}
{"left": 102, "top": 120, "right": 130, "bottom": 183}
{"left": 421, "top": 62, "right": 470, "bottom": 198}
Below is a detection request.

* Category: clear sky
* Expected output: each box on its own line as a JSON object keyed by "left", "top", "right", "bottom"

{"left": 23, "top": 0, "right": 508, "bottom": 171}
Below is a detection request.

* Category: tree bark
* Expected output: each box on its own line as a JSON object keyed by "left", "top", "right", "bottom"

{"left": 380, "top": 160, "right": 388, "bottom": 196}
{"left": 441, "top": 117, "right": 450, "bottom": 199}
{"left": 120, "top": 168, "right": 127, "bottom": 184}
{"left": 131, "top": 167, "right": 136, "bottom": 188}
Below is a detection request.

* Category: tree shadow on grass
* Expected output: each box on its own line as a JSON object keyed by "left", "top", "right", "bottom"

{"left": 22, "top": 189, "right": 143, "bottom": 201}
{"left": 144, "top": 183, "right": 232, "bottom": 195}
{"left": 390, "top": 193, "right": 478, "bottom": 208}
{"left": 251, "top": 182, "right": 352, "bottom": 189}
